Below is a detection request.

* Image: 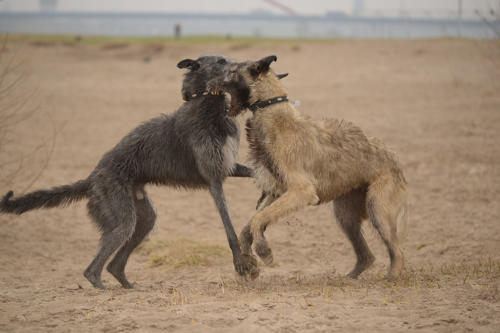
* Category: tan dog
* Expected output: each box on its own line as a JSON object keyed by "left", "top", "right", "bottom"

{"left": 209, "top": 55, "right": 409, "bottom": 281}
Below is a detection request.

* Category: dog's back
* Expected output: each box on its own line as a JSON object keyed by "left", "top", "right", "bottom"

{"left": 245, "top": 103, "right": 405, "bottom": 202}
{"left": 93, "top": 95, "right": 238, "bottom": 189}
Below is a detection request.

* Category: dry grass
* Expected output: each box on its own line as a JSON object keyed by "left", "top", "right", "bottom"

{"left": 214, "top": 260, "right": 500, "bottom": 297}
{"left": 135, "top": 235, "right": 500, "bottom": 303}
{"left": 132, "top": 259, "right": 499, "bottom": 311}
{"left": 5, "top": 34, "right": 341, "bottom": 47}
{"left": 138, "top": 238, "right": 230, "bottom": 268}
{"left": 137, "top": 235, "right": 499, "bottom": 294}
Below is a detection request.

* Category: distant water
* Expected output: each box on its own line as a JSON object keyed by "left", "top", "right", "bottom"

{"left": 0, "top": 12, "right": 498, "bottom": 39}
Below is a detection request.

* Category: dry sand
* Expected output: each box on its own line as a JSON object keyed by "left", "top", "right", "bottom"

{"left": 0, "top": 37, "right": 499, "bottom": 332}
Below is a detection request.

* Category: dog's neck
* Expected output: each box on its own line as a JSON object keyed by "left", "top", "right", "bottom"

{"left": 249, "top": 96, "right": 288, "bottom": 113}
{"left": 249, "top": 72, "right": 288, "bottom": 105}
{"left": 246, "top": 72, "right": 289, "bottom": 113}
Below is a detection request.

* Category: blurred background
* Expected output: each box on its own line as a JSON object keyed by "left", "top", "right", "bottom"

{"left": 0, "top": 0, "right": 499, "bottom": 39}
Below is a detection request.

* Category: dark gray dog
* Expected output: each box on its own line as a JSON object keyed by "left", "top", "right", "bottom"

{"left": 0, "top": 55, "right": 253, "bottom": 289}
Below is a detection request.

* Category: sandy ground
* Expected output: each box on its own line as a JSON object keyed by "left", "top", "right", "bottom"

{"left": 0, "top": 37, "right": 499, "bottom": 332}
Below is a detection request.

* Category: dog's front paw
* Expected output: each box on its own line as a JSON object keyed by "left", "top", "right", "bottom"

{"left": 255, "top": 239, "right": 274, "bottom": 265}
{"left": 237, "top": 253, "right": 260, "bottom": 280}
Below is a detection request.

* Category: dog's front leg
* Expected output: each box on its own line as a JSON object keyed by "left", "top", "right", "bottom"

{"left": 240, "top": 192, "right": 278, "bottom": 255}
{"left": 250, "top": 184, "right": 319, "bottom": 267}
{"left": 237, "top": 192, "right": 279, "bottom": 279}
{"left": 207, "top": 180, "right": 247, "bottom": 276}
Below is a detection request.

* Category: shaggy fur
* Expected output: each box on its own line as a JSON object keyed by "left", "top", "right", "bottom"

{"left": 0, "top": 55, "right": 254, "bottom": 289}
{"left": 208, "top": 55, "right": 409, "bottom": 281}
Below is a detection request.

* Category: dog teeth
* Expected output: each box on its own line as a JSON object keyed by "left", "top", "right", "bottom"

{"left": 203, "top": 91, "right": 209, "bottom": 96}
{"left": 191, "top": 93, "right": 197, "bottom": 98}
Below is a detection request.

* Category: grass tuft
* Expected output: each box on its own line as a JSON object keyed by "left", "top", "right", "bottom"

{"left": 139, "top": 238, "right": 229, "bottom": 269}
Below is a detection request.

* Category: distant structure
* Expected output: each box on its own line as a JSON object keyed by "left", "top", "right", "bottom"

{"left": 174, "top": 23, "right": 181, "bottom": 40}
{"left": 262, "top": 0, "right": 297, "bottom": 16}
{"left": 352, "top": 0, "right": 365, "bottom": 16}
{"left": 39, "top": 0, "right": 58, "bottom": 12}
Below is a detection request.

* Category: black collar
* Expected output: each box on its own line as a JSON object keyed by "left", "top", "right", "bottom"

{"left": 249, "top": 96, "right": 288, "bottom": 113}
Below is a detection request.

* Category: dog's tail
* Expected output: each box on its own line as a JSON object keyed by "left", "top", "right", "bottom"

{"left": 0, "top": 179, "right": 90, "bottom": 215}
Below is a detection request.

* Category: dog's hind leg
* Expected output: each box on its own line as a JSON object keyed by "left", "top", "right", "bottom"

{"left": 106, "top": 186, "right": 156, "bottom": 288}
{"left": 84, "top": 183, "right": 136, "bottom": 289}
{"left": 250, "top": 183, "right": 318, "bottom": 267}
{"left": 333, "top": 187, "right": 375, "bottom": 279}
{"left": 366, "top": 175, "right": 405, "bottom": 280}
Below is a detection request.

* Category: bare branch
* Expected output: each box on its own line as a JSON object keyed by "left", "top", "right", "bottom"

{"left": 0, "top": 34, "right": 56, "bottom": 190}
{"left": 18, "top": 111, "right": 58, "bottom": 194}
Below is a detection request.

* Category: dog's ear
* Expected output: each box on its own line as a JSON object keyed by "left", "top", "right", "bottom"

{"left": 276, "top": 73, "right": 288, "bottom": 80}
{"left": 249, "top": 55, "right": 277, "bottom": 76}
{"left": 177, "top": 59, "right": 200, "bottom": 71}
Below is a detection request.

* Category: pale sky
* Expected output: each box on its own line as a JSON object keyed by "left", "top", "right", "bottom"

{"left": 0, "top": 0, "right": 498, "bottom": 18}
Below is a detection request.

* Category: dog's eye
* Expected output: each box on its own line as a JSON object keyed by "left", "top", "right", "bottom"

{"left": 217, "top": 59, "right": 227, "bottom": 65}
